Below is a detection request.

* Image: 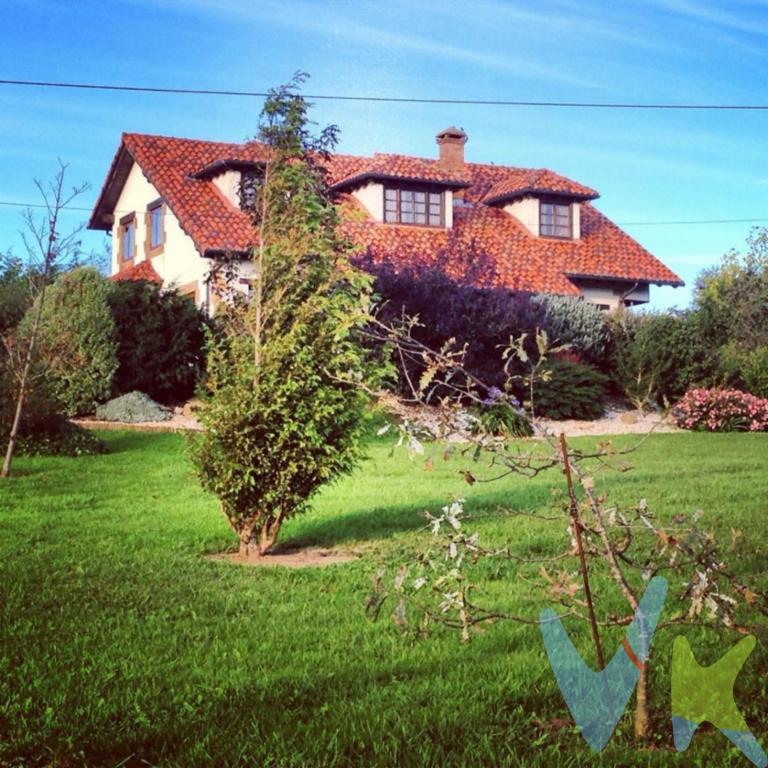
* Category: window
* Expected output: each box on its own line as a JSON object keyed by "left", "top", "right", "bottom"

{"left": 540, "top": 201, "right": 572, "bottom": 238}
{"left": 384, "top": 186, "right": 443, "bottom": 226}
{"left": 118, "top": 213, "right": 136, "bottom": 262}
{"left": 146, "top": 199, "right": 165, "bottom": 253}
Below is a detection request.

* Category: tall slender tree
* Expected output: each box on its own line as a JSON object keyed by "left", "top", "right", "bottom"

{"left": 190, "top": 74, "right": 374, "bottom": 557}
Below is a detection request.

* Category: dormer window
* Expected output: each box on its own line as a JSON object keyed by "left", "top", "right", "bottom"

{"left": 384, "top": 186, "right": 444, "bottom": 227}
{"left": 540, "top": 200, "right": 572, "bottom": 239}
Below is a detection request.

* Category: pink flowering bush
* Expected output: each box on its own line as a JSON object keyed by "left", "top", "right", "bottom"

{"left": 673, "top": 388, "right": 768, "bottom": 432}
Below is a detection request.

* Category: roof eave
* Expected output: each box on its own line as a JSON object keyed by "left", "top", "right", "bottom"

{"left": 88, "top": 142, "right": 135, "bottom": 231}
{"left": 566, "top": 271, "right": 685, "bottom": 288}
{"left": 191, "top": 159, "right": 265, "bottom": 180}
{"left": 485, "top": 188, "right": 600, "bottom": 206}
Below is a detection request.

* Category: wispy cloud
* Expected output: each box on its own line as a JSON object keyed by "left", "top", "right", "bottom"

{"left": 651, "top": 0, "right": 768, "bottom": 37}
{"left": 122, "top": 0, "right": 605, "bottom": 90}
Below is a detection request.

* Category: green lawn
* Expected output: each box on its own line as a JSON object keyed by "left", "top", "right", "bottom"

{"left": 1, "top": 429, "right": 767, "bottom": 767}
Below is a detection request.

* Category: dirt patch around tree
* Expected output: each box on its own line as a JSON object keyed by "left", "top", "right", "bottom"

{"left": 207, "top": 545, "right": 359, "bottom": 568}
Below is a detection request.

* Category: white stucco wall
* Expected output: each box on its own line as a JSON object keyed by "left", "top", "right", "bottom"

{"left": 574, "top": 279, "right": 650, "bottom": 310}
{"left": 111, "top": 161, "right": 211, "bottom": 309}
{"left": 351, "top": 182, "right": 384, "bottom": 221}
{"left": 504, "top": 197, "right": 540, "bottom": 236}
{"left": 212, "top": 170, "right": 241, "bottom": 208}
{"left": 444, "top": 190, "right": 453, "bottom": 229}
{"left": 572, "top": 203, "right": 581, "bottom": 240}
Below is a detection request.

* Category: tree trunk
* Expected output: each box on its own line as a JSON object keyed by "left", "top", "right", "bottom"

{"left": 634, "top": 663, "right": 650, "bottom": 740}
{"left": 237, "top": 511, "right": 285, "bottom": 558}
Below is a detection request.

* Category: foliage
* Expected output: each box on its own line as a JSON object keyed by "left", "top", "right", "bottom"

{"left": 190, "top": 74, "right": 373, "bottom": 556}
{"left": 533, "top": 293, "right": 611, "bottom": 365}
{"left": 106, "top": 279, "right": 208, "bottom": 403}
{"left": 95, "top": 391, "right": 171, "bottom": 423}
{"left": 469, "top": 387, "right": 533, "bottom": 437}
{"left": 369, "top": 257, "right": 548, "bottom": 395}
{"left": 719, "top": 342, "right": 768, "bottom": 398}
{"left": 24, "top": 267, "right": 118, "bottom": 416}
{"left": 0, "top": 358, "right": 106, "bottom": 456}
{"left": 694, "top": 227, "right": 768, "bottom": 350}
{"left": 0, "top": 253, "right": 31, "bottom": 334}
{"left": 532, "top": 358, "right": 609, "bottom": 420}
{"left": 607, "top": 310, "right": 707, "bottom": 409}
{"left": 672, "top": 388, "right": 768, "bottom": 432}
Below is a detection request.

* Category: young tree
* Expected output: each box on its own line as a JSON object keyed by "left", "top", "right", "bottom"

{"left": 190, "top": 74, "right": 373, "bottom": 557}
{"left": 365, "top": 324, "right": 767, "bottom": 744}
{"left": 1, "top": 162, "right": 89, "bottom": 478}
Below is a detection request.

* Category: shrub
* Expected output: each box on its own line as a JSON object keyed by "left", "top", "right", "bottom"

{"left": 532, "top": 358, "right": 609, "bottom": 420}
{"left": 470, "top": 388, "right": 533, "bottom": 437}
{"left": 0, "top": 254, "right": 30, "bottom": 334}
{"left": 719, "top": 343, "right": 768, "bottom": 398}
{"left": 369, "top": 259, "right": 547, "bottom": 394}
{"left": 106, "top": 280, "right": 208, "bottom": 403}
{"left": 25, "top": 267, "right": 117, "bottom": 416}
{"left": 0, "top": 359, "right": 107, "bottom": 456}
{"left": 533, "top": 293, "right": 611, "bottom": 365}
{"left": 672, "top": 388, "right": 768, "bottom": 432}
{"left": 95, "top": 391, "right": 170, "bottom": 423}
{"left": 608, "top": 310, "right": 708, "bottom": 409}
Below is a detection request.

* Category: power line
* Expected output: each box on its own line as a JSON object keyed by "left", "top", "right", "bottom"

{"left": 616, "top": 217, "right": 768, "bottom": 226}
{"left": 0, "top": 199, "right": 764, "bottom": 227}
{"left": 2, "top": 78, "right": 768, "bottom": 110}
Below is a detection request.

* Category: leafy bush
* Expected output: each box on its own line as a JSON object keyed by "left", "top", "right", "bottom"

{"left": 608, "top": 310, "right": 708, "bottom": 409}
{"left": 25, "top": 267, "right": 117, "bottom": 416}
{"left": 533, "top": 293, "right": 611, "bottom": 365}
{"left": 369, "top": 257, "right": 547, "bottom": 394}
{"left": 719, "top": 343, "right": 768, "bottom": 398}
{"left": 0, "top": 359, "right": 107, "bottom": 456}
{"left": 106, "top": 280, "right": 208, "bottom": 403}
{"left": 470, "top": 388, "right": 533, "bottom": 437}
{"left": 95, "top": 391, "right": 170, "bottom": 423}
{"left": 532, "top": 358, "right": 609, "bottom": 420}
{"left": 673, "top": 388, "right": 768, "bottom": 432}
{"left": 0, "top": 254, "right": 30, "bottom": 334}
{"left": 15, "top": 420, "right": 108, "bottom": 457}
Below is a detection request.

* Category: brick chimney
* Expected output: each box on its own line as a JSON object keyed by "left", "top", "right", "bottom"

{"left": 436, "top": 126, "right": 467, "bottom": 174}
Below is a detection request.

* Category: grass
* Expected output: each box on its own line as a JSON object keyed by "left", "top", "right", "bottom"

{"left": 1, "top": 429, "right": 767, "bottom": 767}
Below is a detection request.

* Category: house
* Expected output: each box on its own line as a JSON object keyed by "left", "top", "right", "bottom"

{"left": 88, "top": 128, "right": 683, "bottom": 311}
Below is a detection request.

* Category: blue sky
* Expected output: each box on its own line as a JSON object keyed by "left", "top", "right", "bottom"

{"left": 1, "top": 0, "right": 767, "bottom": 309}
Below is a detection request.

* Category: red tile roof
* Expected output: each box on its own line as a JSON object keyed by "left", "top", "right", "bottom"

{"left": 328, "top": 153, "right": 470, "bottom": 190}
{"left": 110, "top": 259, "right": 163, "bottom": 283}
{"left": 89, "top": 133, "right": 683, "bottom": 295}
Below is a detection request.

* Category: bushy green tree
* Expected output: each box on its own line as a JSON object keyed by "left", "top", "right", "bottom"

{"left": 189, "top": 75, "right": 373, "bottom": 557}
{"left": 695, "top": 227, "right": 768, "bottom": 349}
{"left": 693, "top": 227, "right": 768, "bottom": 395}
{"left": 106, "top": 280, "right": 208, "bottom": 403}
{"left": 28, "top": 267, "right": 117, "bottom": 416}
